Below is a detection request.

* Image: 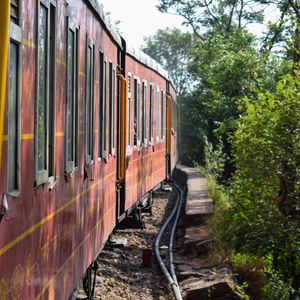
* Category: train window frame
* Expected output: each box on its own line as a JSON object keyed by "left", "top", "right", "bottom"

{"left": 7, "top": 4, "right": 23, "bottom": 196}
{"left": 101, "top": 55, "right": 108, "bottom": 159}
{"left": 156, "top": 86, "right": 160, "bottom": 142}
{"left": 48, "top": 2, "right": 56, "bottom": 179}
{"left": 98, "top": 51, "right": 105, "bottom": 160}
{"left": 35, "top": 0, "right": 56, "bottom": 187}
{"left": 108, "top": 61, "right": 115, "bottom": 156}
{"left": 112, "top": 65, "right": 116, "bottom": 155}
{"left": 149, "top": 83, "right": 154, "bottom": 144}
{"left": 65, "top": 17, "right": 79, "bottom": 174}
{"left": 172, "top": 99, "right": 177, "bottom": 137}
{"left": 133, "top": 76, "right": 140, "bottom": 147}
{"left": 10, "top": 0, "right": 20, "bottom": 25}
{"left": 85, "top": 36, "right": 95, "bottom": 166}
{"left": 161, "top": 90, "right": 165, "bottom": 140}
{"left": 127, "top": 72, "right": 132, "bottom": 147}
{"left": 142, "top": 80, "right": 147, "bottom": 145}
{"left": 173, "top": 99, "right": 178, "bottom": 136}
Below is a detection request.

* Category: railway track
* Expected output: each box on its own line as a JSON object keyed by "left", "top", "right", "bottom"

{"left": 75, "top": 182, "right": 183, "bottom": 300}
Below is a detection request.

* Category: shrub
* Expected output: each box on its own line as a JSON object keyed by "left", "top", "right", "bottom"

{"left": 232, "top": 253, "right": 266, "bottom": 300}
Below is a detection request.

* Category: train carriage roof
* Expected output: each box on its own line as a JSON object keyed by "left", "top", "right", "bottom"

{"left": 87, "top": 0, "right": 123, "bottom": 47}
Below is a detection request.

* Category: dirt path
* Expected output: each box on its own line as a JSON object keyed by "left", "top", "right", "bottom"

{"left": 76, "top": 184, "right": 178, "bottom": 300}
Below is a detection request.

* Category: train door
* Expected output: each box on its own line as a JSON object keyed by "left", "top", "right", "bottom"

{"left": 115, "top": 38, "right": 127, "bottom": 221}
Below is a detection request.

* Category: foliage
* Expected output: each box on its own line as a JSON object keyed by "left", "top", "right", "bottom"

{"left": 204, "top": 137, "right": 227, "bottom": 178}
{"left": 178, "top": 28, "right": 288, "bottom": 177}
{"left": 264, "top": 265, "right": 294, "bottom": 300}
{"left": 206, "top": 172, "right": 230, "bottom": 250}
{"left": 156, "top": 0, "right": 300, "bottom": 55}
{"left": 142, "top": 28, "right": 194, "bottom": 95}
{"left": 231, "top": 253, "right": 266, "bottom": 300}
{"left": 157, "top": 0, "right": 266, "bottom": 37}
{"left": 224, "top": 72, "right": 300, "bottom": 296}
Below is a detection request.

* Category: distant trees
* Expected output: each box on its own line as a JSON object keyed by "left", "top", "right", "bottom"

{"left": 142, "top": 28, "right": 194, "bottom": 95}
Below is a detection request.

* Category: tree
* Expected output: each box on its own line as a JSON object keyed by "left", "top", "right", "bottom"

{"left": 156, "top": 0, "right": 300, "bottom": 57}
{"left": 142, "top": 28, "right": 194, "bottom": 95}
{"left": 179, "top": 28, "right": 288, "bottom": 176}
{"left": 223, "top": 73, "right": 300, "bottom": 296}
{"left": 157, "top": 0, "right": 265, "bottom": 37}
{"left": 153, "top": 0, "right": 292, "bottom": 177}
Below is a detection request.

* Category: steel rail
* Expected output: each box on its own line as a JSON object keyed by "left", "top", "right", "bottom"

{"left": 154, "top": 182, "right": 183, "bottom": 300}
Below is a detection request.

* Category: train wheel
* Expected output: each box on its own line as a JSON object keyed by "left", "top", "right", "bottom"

{"left": 83, "top": 261, "right": 98, "bottom": 300}
{"left": 148, "top": 193, "right": 153, "bottom": 216}
{"left": 134, "top": 207, "right": 145, "bottom": 229}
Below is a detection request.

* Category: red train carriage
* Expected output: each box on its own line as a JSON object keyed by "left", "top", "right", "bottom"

{"left": 0, "top": 1, "right": 179, "bottom": 299}
{"left": 122, "top": 46, "right": 170, "bottom": 216}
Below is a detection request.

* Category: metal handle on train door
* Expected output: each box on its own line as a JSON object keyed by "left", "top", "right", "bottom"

{"left": 116, "top": 72, "right": 127, "bottom": 190}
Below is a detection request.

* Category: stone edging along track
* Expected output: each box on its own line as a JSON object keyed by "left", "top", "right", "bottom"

{"left": 173, "top": 165, "right": 244, "bottom": 300}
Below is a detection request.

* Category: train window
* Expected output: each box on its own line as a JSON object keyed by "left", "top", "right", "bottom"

{"left": 161, "top": 90, "right": 165, "bottom": 140}
{"left": 142, "top": 80, "right": 147, "bottom": 144}
{"left": 112, "top": 66, "right": 116, "bottom": 154}
{"left": 156, "top": 87, "right": 159, "bottom": 141}
{"left": 10, "top": 0, "right": 20, "bottom": 25}
{"left": 65, "top": 18, "right": 79, "bottom": 173}
{"left": 35, "top": 0, "right": 56, "bottom": 186}
{"left": 108, "top": 62, "right": 115, "bottom": 155}
{"left": 127, "top": 73, "right": 131, "bottom": 146}
{"left": 48, "top": 3, "right": 56, "bottom": 178}
{"left": 8, "top": 0, "right": 22, "bottom": 194}
{"left": 98, "top": 52, "right": 105, "bottom": 159}
{"left": 8, "top": 42, "right": 19, "bottom": 193}
{"left": 85, "top": 37, "right": 95, "bottom": 165}
{"left": 133, "top": 77, "right": 140, "bottom": 146}
{"left": 173, "top": 100, "right": 178, "bottom": 135}
{"left": 101, "top": 56, "right": 107, "bottom": 158}
{"left": 172, "top": 100, "right": 177, "bottom": 135}
{"left": 149, "top": 84, "right": 154, "bottom": 143}
{"left": 37, "top": 3, "right": 48, "bottom": 183}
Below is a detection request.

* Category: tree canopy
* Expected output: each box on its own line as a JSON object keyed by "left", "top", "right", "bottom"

{"left": 142, "top": 28, "right": 194, "bottom": 95}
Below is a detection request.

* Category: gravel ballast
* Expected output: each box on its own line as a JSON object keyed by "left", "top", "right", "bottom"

{"left": 76, "top": 184, "right": 178, "bottom": 300}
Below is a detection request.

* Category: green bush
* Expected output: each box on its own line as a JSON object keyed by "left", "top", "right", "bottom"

{"left": 232, "top": 253, "right": 266, "bottom": 300}
{"left": 204, "top": 137, "right": 227, "bottom": 179}
{"left": 226, "top": 72, "right": 300, "bottom": 297}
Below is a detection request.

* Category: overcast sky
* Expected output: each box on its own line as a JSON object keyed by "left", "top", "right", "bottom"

{"left": 99, "top": 0, "right": 188, "bottom": 48}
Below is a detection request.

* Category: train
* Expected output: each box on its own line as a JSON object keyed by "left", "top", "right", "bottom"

{"left": 0, "top": 0, "right": 179, "bottom": 299}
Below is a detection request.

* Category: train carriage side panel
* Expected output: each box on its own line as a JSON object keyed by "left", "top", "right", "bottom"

{"left": 123, "top": 51, "right": 167, "bottom": 214}
{"left": 0, "top": 0, "right": 121, "bottom": 299}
